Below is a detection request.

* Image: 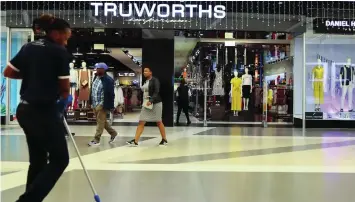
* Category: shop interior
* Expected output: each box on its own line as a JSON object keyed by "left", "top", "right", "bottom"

{"left": 65, "top": 28, "right": 143, "bottom": 123}
{"left": 174, "top": 30, "right": 294, "bottom": 124}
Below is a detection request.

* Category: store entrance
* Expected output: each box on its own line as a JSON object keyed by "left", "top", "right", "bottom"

{"left": 5, "top": 28, "right": 34, "bottom": 125}
{"left": 174, "top": 31, "right": 294, "bottom": 125}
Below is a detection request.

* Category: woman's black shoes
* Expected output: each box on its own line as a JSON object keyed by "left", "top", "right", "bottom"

{"left": 126, "top": 139, "right": 138, "bottom": 146}
{"left": 159, "top": 139, "right": 168, "bottom": 146}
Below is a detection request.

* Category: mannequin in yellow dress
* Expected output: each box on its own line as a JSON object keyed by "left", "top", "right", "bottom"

{"left": 312, "top": 59, "right": 324, "bottom": 112}
{"left": 230, "top": 72, "right": 242, "bottom": 116}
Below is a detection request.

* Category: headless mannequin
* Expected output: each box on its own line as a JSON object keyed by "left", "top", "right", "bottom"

{"left": 78, "top": 62, "right": 91, "bottom": 108}
{"left": 340, "top": 58, "right": 354, "bottom": 112}
{"left": 69, "top": 63, "right": 78, "bottom": 110}
{"left": 241, "top": 68, "right": 252, "bottom": 110}
{"left": 312, "top": 59, "right": 324, "bottom": 111}
{"left": 230, "top": 71, "right": 241, "bottom": 116}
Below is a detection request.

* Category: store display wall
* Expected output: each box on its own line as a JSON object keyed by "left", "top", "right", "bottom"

{"left": 0, "top": 28, "right": 6, "bottom": 117}
{"left": 305, "top": 36, "right": 355, "bottom": 120}
{"left": 292, "top": 36, "right": 304, "bottom": 119}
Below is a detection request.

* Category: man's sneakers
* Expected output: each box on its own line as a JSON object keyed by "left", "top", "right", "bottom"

{"left": 88, "top": 133, "right": 119, "bottom": 146}
{"left": 88, "top": 140, "right": 100, "bottom": 146}
{"left": 109, "top": 134, "right": 119, "bottom": 144}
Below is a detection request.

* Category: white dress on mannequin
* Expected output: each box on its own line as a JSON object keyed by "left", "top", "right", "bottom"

{"left": 114, "top": 86, "right": 124, "bottom": 107}
{"left": 212, "top": 70, "right": 224, "bottom": 95}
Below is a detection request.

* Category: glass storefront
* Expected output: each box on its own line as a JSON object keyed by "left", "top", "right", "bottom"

{"left": 7, "top": 29, "right": 33, "bottom": 124}
{"left": 0, "top": 26, "right": 7, "bottom": 117}
{"left": 305, "top": 31, "right": 355, "bottom": 121}
{"left": 173, "top": 31, "right": 294, "bottom": 125}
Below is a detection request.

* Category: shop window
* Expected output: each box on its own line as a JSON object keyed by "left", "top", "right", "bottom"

{"left": 0, "top": 28, "right": 7, "bottom": 117}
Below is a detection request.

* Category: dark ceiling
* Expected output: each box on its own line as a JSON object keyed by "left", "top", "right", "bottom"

{"left": 65, "top": 28, "right": 141, "bottom": 71}
{"left": 1, "top": 1, "right": 353, "bottom": 18}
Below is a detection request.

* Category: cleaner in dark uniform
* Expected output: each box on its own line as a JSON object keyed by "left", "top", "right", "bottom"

{"left": 3, "top": 15, "right": 72, "bottom": 202}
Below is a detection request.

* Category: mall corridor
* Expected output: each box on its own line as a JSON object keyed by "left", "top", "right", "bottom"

{"left": 1, "top": 125, "right": 355, "bottom": 202}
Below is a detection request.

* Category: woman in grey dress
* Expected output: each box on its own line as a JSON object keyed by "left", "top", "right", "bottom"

{"left": 127, "top": 67, "right": 168, "bottom": 146}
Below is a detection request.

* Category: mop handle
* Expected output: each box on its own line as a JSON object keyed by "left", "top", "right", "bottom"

{"left": 63, "top": 119, "right": 98, "bottom": 196}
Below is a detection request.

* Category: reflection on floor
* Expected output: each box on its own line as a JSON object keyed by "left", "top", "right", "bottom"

{"left": 2, "top": 125, "right": 355, "bottom": 202}
{"left": 113, "top": 111, "right": 141, "bottom": 123}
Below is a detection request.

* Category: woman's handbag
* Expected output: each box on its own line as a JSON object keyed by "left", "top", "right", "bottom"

{"left": 143, "top": 99, "right": 153, "bottom": 110}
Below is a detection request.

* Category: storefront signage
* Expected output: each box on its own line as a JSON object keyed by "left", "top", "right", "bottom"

{"left": 118, "top": 72, "right": 136, "bottom": 77}
{"left": 305, "top": 112, "right": 324, "bottom": 120}
{"left": 91, "top": 3, "right": 226, "bottom": 22}
{"left": 313, "top": 18, "right": 355, "bottom": 34}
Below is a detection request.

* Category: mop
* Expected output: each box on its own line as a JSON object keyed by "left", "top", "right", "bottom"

{"left": 63, "top": 118, "right": 101, "bottom": 202}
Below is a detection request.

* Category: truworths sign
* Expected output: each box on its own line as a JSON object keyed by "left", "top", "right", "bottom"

{"left": 91, "top": 2, "right": 226, "bottom": 19}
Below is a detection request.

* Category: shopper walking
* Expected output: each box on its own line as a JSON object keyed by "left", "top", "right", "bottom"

{"left": 127, "top": 67, "right": 168, "bottom": 146}
{"left": 3, "top": 15, "right": 72, "bottom": 202}
{"left": 176, "top": 78, "right": 192, "bottom": 126}
{"left": 88, "top": 63, "right": 118, "bottom": 146}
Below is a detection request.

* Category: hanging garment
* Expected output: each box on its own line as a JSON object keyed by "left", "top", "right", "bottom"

{"left": 230, "top": 77, "right": 242, "bottom": 111}
{"left": 254, "top": 87, "right": 262, "bottom": 107}
{"left": 212, "top": 70, "right": 224, "bottom": 95}
{"left": 130, "top": 89, "right": 139, "bottom": 106}
{"left": 114, "top": 87, "right": 124, "bottom": 107}
{"left": 78, "top": 70, "right": 90, "bottom": 101}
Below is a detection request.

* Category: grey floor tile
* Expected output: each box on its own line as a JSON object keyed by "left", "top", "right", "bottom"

{"left": 119, "top": 139, "right": 355, "bottom": 164}
{"left": 1, "top": 136, "right": 154, "bottom": 162}
{"left": 1, "top": 171, "right": 18, "bottom": 176}
{"left": 2, "top": 170, "right": 355, "bottom": 202}
{"left": 194, "top": 127, "right": 355, "bottom": 137}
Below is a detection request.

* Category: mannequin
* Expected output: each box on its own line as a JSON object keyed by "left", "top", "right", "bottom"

{"left": 212, "top": 65, "right": 224, "bottom": 96}
{"left": 241, "top": 68, "right": 252, "bottom": 110}
{"left": 78, "top": 61, "right": 91, "bottom": 108}
{"left": 69, "top": 63, "right": 78, "bottom": 110}
{"left": 340, "top": 58, "right": 354, "bottom": 112}
{"left": 230, "top": 71, "right": 242, "bottom": 116}
{"left": 312, "top": 59, "right": 324, "bottom": 112}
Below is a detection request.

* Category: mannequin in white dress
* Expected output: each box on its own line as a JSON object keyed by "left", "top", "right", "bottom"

{"left": 241, "top": 68, "right": 252, "bottom": 110}
{"left": 69, "top": 63, "right": 78, "bottom": 110}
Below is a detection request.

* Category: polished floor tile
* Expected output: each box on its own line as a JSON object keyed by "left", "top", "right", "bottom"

{"left": 1, "top": 125, "right": 355, "bottom": 202}
{"left": 1, "top": 135, "right": 154, "bottom": 162}
{"left": 2, "top": 170, "right": 355, "bottom": 202}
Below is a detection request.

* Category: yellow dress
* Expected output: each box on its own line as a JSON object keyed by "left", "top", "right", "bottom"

{"left": 267, "top": 89, "right": 273, "bottom": 107}
{"left": 231, "top": 77, "right": 242, "bottom": 111}
{"left": 312, "top": 66, "right": 324, "bottom": 104}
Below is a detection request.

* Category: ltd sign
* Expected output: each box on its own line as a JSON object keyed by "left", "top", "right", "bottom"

{"left": 118, "top": 72, "right": 136, "bottom": 77}
{"left": 91, "top": 3, "right": 226, "bottom": 21}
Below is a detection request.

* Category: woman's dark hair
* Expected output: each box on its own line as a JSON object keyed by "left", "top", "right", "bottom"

{"left": 144, "top": 67, "right": 151, "bottom": 72}
{"left": 32, "top": 14, "right": 70, "bottom": 35}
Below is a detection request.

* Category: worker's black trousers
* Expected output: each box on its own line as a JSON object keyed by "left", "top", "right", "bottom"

{"left": 16, "top": 103, "right": 69, "bottom": 202}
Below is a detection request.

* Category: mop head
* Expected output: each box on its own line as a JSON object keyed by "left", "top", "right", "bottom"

{"left": 94, "top": 194, "right": 101, "bottom": 202}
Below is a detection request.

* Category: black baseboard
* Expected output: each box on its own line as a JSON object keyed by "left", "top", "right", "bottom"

{"left": 294, "top": 118, "right": 355, "bottom": 128}
{"left": 1, "top": 116, "right": 5, "bottom": 125}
